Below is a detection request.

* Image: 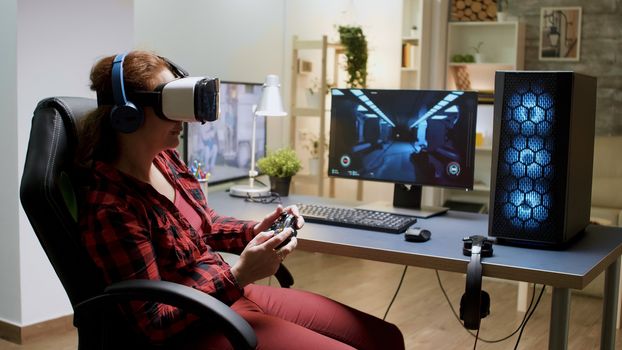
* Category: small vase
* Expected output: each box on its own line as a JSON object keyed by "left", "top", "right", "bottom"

{"left": 474, "top": 53, "right": 483, "bottom": 63}
{"left": 270, "top": 176, "right": 292, "bottom": 196}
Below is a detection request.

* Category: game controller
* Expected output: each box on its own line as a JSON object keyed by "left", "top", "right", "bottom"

{"left": 270, "top": 213, "right": 298, "bottom": 249}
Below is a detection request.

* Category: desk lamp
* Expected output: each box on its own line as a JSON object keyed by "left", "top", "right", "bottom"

{"left": 229, "top": 74, "right": 287, "bottom": 197}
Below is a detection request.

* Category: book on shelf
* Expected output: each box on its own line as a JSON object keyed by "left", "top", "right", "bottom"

{"left": 401, "top": 42, "right": 416, "bottom": 68}
{"left": 477, "top": 90, "right": 494, "bottom": 104}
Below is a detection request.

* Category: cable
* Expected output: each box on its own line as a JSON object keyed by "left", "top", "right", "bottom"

{"left": 244, "top": 192, "right": 282, "bottom": 204}
{"left": 254, "top": 178, "right": 269, "bottom": 188}
{"left": 383, "top": 265, "right": 408, "bottom": 321}
{"left": 473, "top": 327, "right": 480, "bottom": 350}
{"left": 435, "top": 270, "right": 541, "bottom": 344}
{"left": 513, "top": 284, "right": 546, "bottom": 350}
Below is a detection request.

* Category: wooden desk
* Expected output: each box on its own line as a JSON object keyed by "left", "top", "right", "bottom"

{"left": 208, "top": 191, "right": 622, "bottom": 350}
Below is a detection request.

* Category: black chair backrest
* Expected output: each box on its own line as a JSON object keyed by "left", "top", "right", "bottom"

{"left": 20, "top": 97, "right": 105, "bottom": 306}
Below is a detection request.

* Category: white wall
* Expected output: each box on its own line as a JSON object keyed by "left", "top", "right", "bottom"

{"left": 134, "top": 0, "right": 287, "bottom": 150}
{"left": 0, "top": 0, "right": 21, "bottom": 326}
{"left": 9, "top": 0, "right": 135, "bottom": 327}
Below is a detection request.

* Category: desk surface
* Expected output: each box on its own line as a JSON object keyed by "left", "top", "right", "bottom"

{"left": 208, "top": 191, "right": 622, "bottom": 290}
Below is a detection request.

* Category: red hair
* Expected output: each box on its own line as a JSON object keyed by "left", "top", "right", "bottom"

{"left": 76, "top": 51, "right": 169, "bottom": 164}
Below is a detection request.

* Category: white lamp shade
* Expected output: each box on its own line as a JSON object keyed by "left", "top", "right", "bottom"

{"left": 255, "top": 74, "right": 287, "bottom": 117}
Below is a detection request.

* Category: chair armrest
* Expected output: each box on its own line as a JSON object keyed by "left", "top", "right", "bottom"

{"left": 74, "top": 279, "right": 256, "bottom": 350}
{"left": 219, "top": 251, "right": 294, "bottom": 288}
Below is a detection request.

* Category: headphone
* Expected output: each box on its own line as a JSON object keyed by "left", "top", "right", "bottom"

{"left": 108, "top": 53, "right": 192, "bottom": 133}
{"left": 459, "top": 235, "right": 495, "bottom": 330}
{"left": 109, "top": 53, "right": 143, "bottom": 133}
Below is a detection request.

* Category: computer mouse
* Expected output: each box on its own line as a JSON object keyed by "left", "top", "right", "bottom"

{"left": 404, "top": 227, "right": 431, "bottom": 242}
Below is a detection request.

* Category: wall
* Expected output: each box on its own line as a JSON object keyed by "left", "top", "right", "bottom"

{"left": 4, "top": 0, "right": 135, "bottom": 327}
{"left": 507, "top": 0, "right": 622, "bottom": 135}
{"left": 0, "top": 0, "right": 20, "bottom": 327}
{"left": 134, "top": 0, "right": 287, "bottom": 150}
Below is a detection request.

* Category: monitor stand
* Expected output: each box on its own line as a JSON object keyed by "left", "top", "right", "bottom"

{"left": 355, "top": 184, "right": 449, "bottom": 219}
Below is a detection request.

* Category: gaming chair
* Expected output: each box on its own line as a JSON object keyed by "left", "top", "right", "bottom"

{"left": 20, "top": 96, "right": 292, "bottom": 349}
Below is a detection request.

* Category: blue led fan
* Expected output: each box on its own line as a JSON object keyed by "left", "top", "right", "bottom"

{"left": 496, "top": 81, "right": 556, "bottom": 232}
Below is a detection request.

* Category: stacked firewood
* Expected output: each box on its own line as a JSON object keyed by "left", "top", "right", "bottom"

{"left": 450, "top": 0, "right": 498, "bottom": 21}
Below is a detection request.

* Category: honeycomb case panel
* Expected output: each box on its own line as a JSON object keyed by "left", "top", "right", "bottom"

{"left": 489, "top": 71, "right": 596, "bottom": 247}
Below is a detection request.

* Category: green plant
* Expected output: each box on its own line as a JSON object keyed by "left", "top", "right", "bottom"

{"left": 303, "top": 134, "right": 328, "bottom": 159}
{"left": 471, "top": 41, "right": 484, "bottom": 54}
{"left": 338, "top": 25, "right": 368, "bottom": 88}
{"left": 497, "top": 0, "right": 508, "bottom": 12}
{"left": 451, "top": 54, "right": 475, "bottom": 63}
{"left": 257, "top": 148, "right": 302, "bottom": 178}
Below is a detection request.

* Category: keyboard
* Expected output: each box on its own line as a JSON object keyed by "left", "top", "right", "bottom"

{"left": 297, "top": 203, "right": 417, "bottom": 234}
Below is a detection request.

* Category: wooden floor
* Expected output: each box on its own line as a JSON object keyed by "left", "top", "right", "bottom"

{"left": 1, "top": 250, "right": 620, "bottom": 349}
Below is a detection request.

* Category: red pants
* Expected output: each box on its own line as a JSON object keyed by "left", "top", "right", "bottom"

{"left": 187, "top": 284, "right": 404, "bottom": 350}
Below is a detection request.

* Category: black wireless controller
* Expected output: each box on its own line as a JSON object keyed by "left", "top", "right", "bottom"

{"left": 270, "top": 213, "right": 298, "bottom": 249}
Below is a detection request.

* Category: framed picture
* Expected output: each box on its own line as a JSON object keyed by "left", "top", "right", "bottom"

{"left": 539, "top": 7, "right": 582, "bottom": 61}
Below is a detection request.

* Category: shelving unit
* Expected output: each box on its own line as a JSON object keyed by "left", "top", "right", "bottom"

{"left": 446, "top": 21, "right": 525, "bottom": 91}
{"left": 443, "top": 22, "right": 525, "bottom": 212}
{"left": 400, "top": 0, "right": 432, "bottom": 89}
{"left": 289, "top": 35, "right": 344, "bottom": 196}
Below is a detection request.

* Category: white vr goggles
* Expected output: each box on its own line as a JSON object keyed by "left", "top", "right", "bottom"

{"left": 99, "top": 53, "right": 220, "bottom": 133}
{"left": 130, "top": 76, "right": 221, "bottom": 124}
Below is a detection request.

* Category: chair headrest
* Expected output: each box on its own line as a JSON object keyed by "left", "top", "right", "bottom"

{"left": 35, "top": 96, "right": 97, "bottom": 149}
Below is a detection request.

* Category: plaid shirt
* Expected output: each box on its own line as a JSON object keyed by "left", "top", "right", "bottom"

{"left": 80, "top": 149, "right": 256, "bottom": 343}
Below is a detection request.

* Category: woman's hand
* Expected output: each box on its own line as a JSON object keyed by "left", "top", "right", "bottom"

{"left": 231, "top": 205, "right": 305, "bottom": 287}
{"left": 252, "top": 205, "right": 306, "bottom": 235}
{"left": 230, "top": 227, "right": 297, "bottom": 287}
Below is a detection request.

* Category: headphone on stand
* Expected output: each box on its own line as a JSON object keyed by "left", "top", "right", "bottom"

{"left": 460, "top": 235, "right": 495, "bottom": 330}
{"left": 109, "top": 53, "right": 143, "bottom": 133}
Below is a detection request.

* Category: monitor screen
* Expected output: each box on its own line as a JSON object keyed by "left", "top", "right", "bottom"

{"left": 184, "top": 81, "right": 265, "bottom": 184}
{"left": 328, "top": 88, "right": 477, "bottom": 190}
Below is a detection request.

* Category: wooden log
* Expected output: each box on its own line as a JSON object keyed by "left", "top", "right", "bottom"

{"left": 486, "top": 3, "right": 497, "bottom": 18}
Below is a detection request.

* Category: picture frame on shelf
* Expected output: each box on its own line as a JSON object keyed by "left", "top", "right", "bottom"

{"left": 297, "top": 59, "right": 313, "bottom": 74}
{"left": 539, "top": 6, "right": 582, "bottom": 61}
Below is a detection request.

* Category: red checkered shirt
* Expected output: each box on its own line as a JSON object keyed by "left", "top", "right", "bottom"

{"left": 80, "top": 149, "right": 256, "bottom": 343}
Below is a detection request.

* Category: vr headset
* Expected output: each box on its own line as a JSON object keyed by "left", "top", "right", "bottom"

{"left": 99, "top": 53, "right": 220, "bottom": 133}
{"left": 131, "top": 76, "right": 220, "bottom": 123}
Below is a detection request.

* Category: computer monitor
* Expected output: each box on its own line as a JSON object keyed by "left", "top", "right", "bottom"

{"left": 184, "top": 81, "right": 265, "bottom": 184}
{"left": 328, "top": 88, "right": 478, "bottom": 217}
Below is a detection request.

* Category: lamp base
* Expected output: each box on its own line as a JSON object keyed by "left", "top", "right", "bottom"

{"left": 229, "top": 183, "right": 271, "bottom": 198}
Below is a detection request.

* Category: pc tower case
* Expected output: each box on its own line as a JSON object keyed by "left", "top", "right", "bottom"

{"left": 489, "top": 71, "right": 597, "bottom": 247}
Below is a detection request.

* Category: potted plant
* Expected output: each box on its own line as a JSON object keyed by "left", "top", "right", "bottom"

{"left": 303, "top": 133, "right": 328, "bottom": 176}
{"left": 337, "top": 25, "right": 368, "bottom": 88}
{"left": 257, "top": 148, "right": 302, "bottom": 196}
{"left": 471, "top": 41, "right": 484, "bottom": 63}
